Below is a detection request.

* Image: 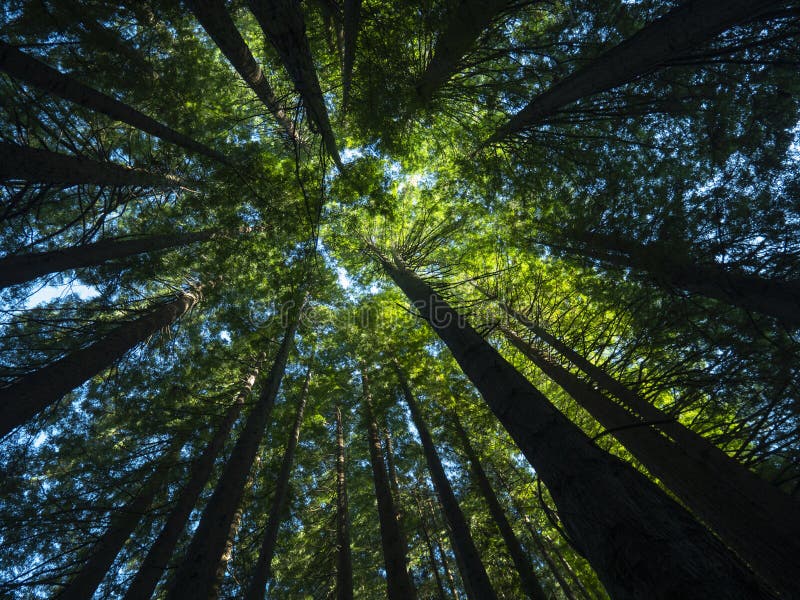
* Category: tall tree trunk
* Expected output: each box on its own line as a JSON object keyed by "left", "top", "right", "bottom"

{"left": 0, "top": 142, "right": 181, "bottom": 188}
{"left": 335, "top": 404, "right": 354, "bottom": 600}
{"left": 165, "top": 306, "right": 302, "bottom": 600}
{"left": 341, "top": 0, "right": 361, "bottom": 109}
{"left": 486, "top": 0, "right": 783, "bottom": 143}
{"left": 0, "top": 42, "right": 230, "bottom": 164}
{"left": 247, "top": 0, "right": 343, "bottom": 170}
{"left": 0, "top": 287, "right": 201, "bottom": 438}
{"left": 450, "top": 413, "right": 547, "bottom": 600}
{"left": 57, "top": 440, "right": 184, "bottom": 600}
{"left": 394, "top": 361, "right": 497, "bottom": 600}
{"left": 0, "top": 229, "right": 216, "bottom": 289}
{"left": 415, "top": 494, "right": 448, "bottom": 600}
{"left": 123, "top": 361, "right": 262, "bottom": 600}
{"left": 416, "top": 0, "right": 512, "bottom": 104}
{"left": 502, "top": 325, "right": 800, "bottom": 598}
{"left": 185, "top": 0, "right": 299, "bottom": 142}
{"left": 361, "top": 367, "right": 417, "bottom": 600}
{"left": 244, "top": 356, "right": 313, "bottom": 600}
{"left": 428, "top": 505, "right": 461, "bottom": 600}
{"left": 383, "top": 426, "right": 402, "bottom": 504}
{"left": 377, "top": 255, "right": 771, "bottom": 599}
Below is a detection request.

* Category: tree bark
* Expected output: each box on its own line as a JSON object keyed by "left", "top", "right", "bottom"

{"left": 487, "top": 0, "right": 783, "bottom": 143}
{"left": 123, "top": 362, "right": 262, "bottom": 600}
{"left": 378, "top": 256, "right": 772, "bottom": 599}
{"left": 450, "top": 413, "right": 547, "bottom": 600}
{"left": 335, "top": 404, "right": 354, "bottom": 600}
{"left": 0, "top": 142, "right": 181, "bottom": 188}
{"left": 0, "top": 41, "right": 230, "bottom": 164}
{"left": 244, "top": 356, "right": 313, "bottom": 600}
{"left": 0, "top": 288, "right": 201, "bottom": 439}
{"left": 361, "top": 367, "right": 417, "bottom": 600}
{"left": 165, "top": 306, "right": 302, "bottom": 600}
{"left": 185, "top": 0, "right": 299, "bottom": 142}
{"left": 0, "top": 229, "right": 215, "bottom": 289}
{"left": 394, "top": 361, "right": 497, "bottom": 600}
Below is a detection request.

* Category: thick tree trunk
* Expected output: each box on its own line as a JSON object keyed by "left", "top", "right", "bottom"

{"left": 416, "top": 0, "right": 512, "bottom": 104}
{"left": 185, "top": 0, "right": 299, "bottom": 142}
{"left": 123, "top": 363, "right": 261, "bottom": 600}
{"left": 0, "top": 142, "right": 180, "bottom": 188}
{"left": 0, "top": 42, "right": 230, "bottom": 164}
{"left": 335, "top": 404, "right": 354, "bottom": 600}
{"left": 165, "top": 308, "right": 301, "bottom": 600}
{"left": 487, "top": 0, "right": 783, "bottom": 142}
{"left": 502, "top": 326, "right": 800, "bottom": 598}
{"left": 450, "top": 414, "right": 547, "bottom": 600}
{"left": 247, "top": 0, "right": 343, "bottom": 170}
{"left": 244, "top": 357, "right": 312, "bottom": 600}
{"left": 394, "top": 362, "right": 497, "bottom": 600}
{"left": 341, "top": 0, "right": 361, "bottom": 109}
{"left": 0, "top": 288, "right": 200, "bottom": 439}
{"left": 0, "top": 229, "right": 215, "bottom": 289}
{"left": 379, "top": 257, "right": 772, "bottom": 599}
{"left": 361, "top": 367, "right": 417, "bottom": 600}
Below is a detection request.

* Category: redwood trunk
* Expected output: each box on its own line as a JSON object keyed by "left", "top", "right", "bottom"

{"left": 335, "top": 404, "right": 354, "bottom": 600}
{"left": 415, "top": 494, "right": 448, "bottom": 600}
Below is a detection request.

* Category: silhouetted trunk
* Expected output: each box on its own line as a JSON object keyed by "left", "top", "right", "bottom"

{"left": 0, "top": 288, "right": 201, "bottom": 438}
{"left": 394, "top": 361, "right": 497, "bottom": 600}
{"left": 342, "top": 0, "right": 361, "bottom": 108}
{"left": 165, "top": 306, "right": 302, "bottom": 600}
{"left": 361, "top": 367, "right": 417, "bottom": 600}
{"left": 335, "top": 404, "right": 354, "bottom": 600}
{"left": 0, "top": 229, "right": 215, "bottom": 289}
{"left": 247, "top": 0, "right": 343, "bottom": 170}
{"left": 428, "top": 498, "right": 461, "bottom": 600}
{"left": 416, "top": 0, "right": 512, "bottom": 104}
{"left": 451, "top": 414, "right": 547, "bottom": 600}
{"left": 383, "top": 427, "right": 402, "bottom": 504}
{"left": 0, "top": 142, "right": 180, "bottom": 188}
{"left": 487, "top": 0, "right": 783, "bottom": 142}
{"left": 377, "top": 256, "right": 771, "bottom": 599}
{"left": 185, "top": 0, "right": 298, "bottom": 142}
{"left": 123, "top": 362, "right": 261, "bottom": 600}
{"left": 0, "top": 42, "right": 230, "bottom": 164}
{"left": 415, "top": 494, "right": 448, "bottom": 600}
{"left": 244, "top": 357, "right": 313, "bottom": 600}
{"left": 502, "top": 325, "right": 800, "bottom": 598}
{"left": 57, "top": 441, "right": 184, "bottom": 600}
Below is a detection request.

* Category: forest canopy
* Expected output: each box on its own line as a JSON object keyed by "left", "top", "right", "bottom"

{"left": 0, "top": 1, "right": 799, "bottom": 599}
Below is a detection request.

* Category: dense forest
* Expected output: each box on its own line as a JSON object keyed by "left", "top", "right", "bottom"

{"left": 1, "top": 1, "right": 799, "bottom": 598}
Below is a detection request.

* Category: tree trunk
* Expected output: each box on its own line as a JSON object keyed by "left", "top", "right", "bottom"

{"left": 0, "top": 229, "right": 215, "bottom": 289}
{"left": 361, "top": 367, "right": 417, "bottom": 600}
{"left": 429, "top": 507, "right": 461, "bottom": 600}
{"left": 335, "top": 404, "right": 354, "bottom": 600}
{"left": 378, "top": 256, "right": 772, "bottom": 599}
{"left": 185, "top": 0, "right": 299, "bottom": 142}
{"left": 244, "top": 356, "right": 313, "bottom": 600}
{"left": 247, "top": 0, "right": 343, "bottom": 170}
{"left": 383, "top": 426, "right": 402, "bottom": 504}
{"left": 415, "top": 494, "right": 448, "bottom": 600}
{"left": 394, "top": 361, "right": 497, "bottom": 600}
{"left": 0, "top": 41, "right": 230, "bottom": 164}
{"left": 165, "top": 306, "right": 302, "bottom": 600}
{"left": 450, "top": 414, "right": 547, "bottom": 600}
{"left": 487, "top": 0, "right": 783, "bottom": 142}
{"left": 123, "top": 362, "right": 262, "bottom": 600}
{"left": 0, "top": 142, "right": 181, "bottom": 188}
{"left": 502, "top": 325, "right": 800, "bottom": 598}
{"left": 0, "top": 288, "right": 201, "bottom": 439}
{"left": 341, "top": 0, "right": 361, "bottom": 109}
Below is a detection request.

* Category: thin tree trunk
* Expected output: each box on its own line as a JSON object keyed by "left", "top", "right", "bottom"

{"left": 244, "top": 356, "right": 313, "bottom": 600}
{"left": 415, "top": 494, "right": 448, "bottom": 600}
{"left": 383, "top": 426, "right": 401, "bottom": 504}
{"left": 185, "top": 0, "right": 299, "bottom": 142}
{"left": 486, "top": 0, "right": 783, "bottom": 142}
{"left": 247, "top": 0, "right": 343, "bottom": 170}
{"left": 502, "top": 325, "right": 800, "bottom": 598}
{"left": 0, "top": 41, "right": 230, "bottom": 164}
{"left": 123, "top": 362, "right": 262, "bottom": 600}
{"left": 450, "top": 414, "right": 547, "bottom": 600}
{"left": 394, "top": 361, "right": 497, "bottom": 600}
{"left": 0, "top": 142, "right": 181, "bottom": 188}
{"left": 341, "top": 0, "right": 361, "bottom": 109}
{"left": 361, "top": 367, "right": 417, "bottom": 600}
{"left": 0, "top": 287, "right": 201, "bottom": 439}
{"left": 377, "top": 256, "right": 771, "bottom": 599}
{"left": 428, "top": 497, "right": 461, "bottom": 600}
{"left": 165, "top": 306, "right": 302, "bottom": 600}
{"left": 0, "top": 229, "right": 215, "bottom": 289}
{"left": 335, "top": 404, "right": 354, "bottom": 600}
